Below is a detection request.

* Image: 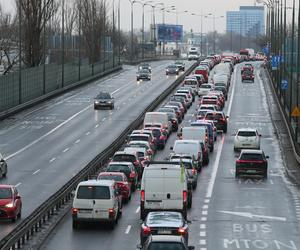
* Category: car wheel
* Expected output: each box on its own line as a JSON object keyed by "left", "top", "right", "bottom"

{"left": 72, "top": 220, "right": 79, "bottom": 229}
{"left": 2, "top": 171, "right": 6, "bottom": 178}
{"left": 166, "top": 73, "right": 168, "bottom": 75}
{"left": 94, "top": 105, "right": 97, "bottom": 110}
{"left": 210, "top": 146, "right": 214, "bottom": 152}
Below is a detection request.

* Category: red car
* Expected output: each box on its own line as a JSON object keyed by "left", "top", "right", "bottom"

{"left": 0, "top": 185, "right": 22, "bottom": 222}
{"left": 242, "top": 70, "right": 255, "bottom": 82}
{"left": 98, "top": 172, "right": 132, "bottom": 203}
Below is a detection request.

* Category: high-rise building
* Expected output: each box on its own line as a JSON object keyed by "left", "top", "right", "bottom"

{"left": 226, "top": 6, "right": 264, "bottom": 37}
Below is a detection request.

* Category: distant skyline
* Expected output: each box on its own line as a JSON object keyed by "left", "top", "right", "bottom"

{"left": 0, "top": 0, "right": 297, "bottom": 35}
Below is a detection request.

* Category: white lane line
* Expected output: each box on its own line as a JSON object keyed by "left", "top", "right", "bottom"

{"left": 269, "top": 179, "right": 274, "bottom": 184}
{"left": 95, "top": 124, "right": 99, "bottom": 128}
{"left": 206, "top": 68, "right": 237, "bottom": 199}
{"left": 102, "top": 118, "right": 106, "bottom": 122}
{"left": 112, "top": 82, "right": 132, "bottom": 95}
{"left": 63, "top": 148, "right": 69, "bottom": 153}
{"left": 203, "top": 205, "right": 209, "bottom": 209}
{"left": 204, "top": 199, "right": 210, "bottom": 203}
{"left": 6, "top": 104, "right": 92, "bottom": 160}
{"left": 202, "top": 211, "right": 208, "bottom": 215}
{"left": 15, "top": 182, "right": 22, "bottom": 187}
{"left": 125, "top": 225, "right": 132, "bottom": 234}
{"left": 199, "top": 239, "right": 206, "bottom": 245}
{"left": 75, "top": 139, "right": 81, "bottom": 144}
{"left": 135, "top": 206, "right": 140, "bottom": 213}
{"left": 33, "top": 169, "right": 41, "bottom": 175}
{"left": 201, "top": 217, "right": 207, "bottom": 221}
{"left": 200, "top": 248, "right": 207, "bottom": 250}
{"left": 200, "top": 231, "right": 206, "bottom": 237}
{"left": 86, "top": 131, "right": 91, "bottom": 135}
{"left": 50, "top": 157, "right": 56, "bottom": 163}
{"left": 200, "top": 224, "right": 206, "bottom": 229}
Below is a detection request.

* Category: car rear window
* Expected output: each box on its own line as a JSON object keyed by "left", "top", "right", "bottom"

{"left": 201, "top": 85, "right": 212, "bottom": 89}
{"left": 148, "top": 242, "right": 185, "bottom": 250}
{"left": 130, "top": 135, "right": 148, "bottom": 142}
{"left": 240, "top": 153, "right": 263, "bottom": 161}
{"left": 96, "top": 93, "right": 111, "bottom": 99}
{"left": 0, "top": 188, "right": 12, "bottom": 199}
{"left": 112, "top": 154, "right": 135, "bottom": 162}
{"left": 107, "top": 164, "right": 131, "bottom": 174}
{"left": 184, "top": 80, "right": 197, "bottom": 85}
{"left": 77, "top": 186, "right": 110, "bottom": 199}
{"left": 238, "top": 131, "right": 257, "bottom": 137}
{"left": 98, "top": 175, "right": 123, "bottom": 182}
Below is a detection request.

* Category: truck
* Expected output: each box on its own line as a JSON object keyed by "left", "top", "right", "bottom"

{"left": 188, "top": 47, "right": 200, "bottom": 61}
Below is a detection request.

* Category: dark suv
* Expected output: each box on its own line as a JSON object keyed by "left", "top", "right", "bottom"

{"left": 94, "top": 92, "right": 114, "bottom": 109}
{"left": 204, "top": 111, "right": 228, "bottom": 133}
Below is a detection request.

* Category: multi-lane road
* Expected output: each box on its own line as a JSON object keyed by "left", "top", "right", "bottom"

{"left": 41, "top": 62, "right": 300, "bottom": 250}
{"left": 0, "top": 60, "right": 194, "bottom": 239}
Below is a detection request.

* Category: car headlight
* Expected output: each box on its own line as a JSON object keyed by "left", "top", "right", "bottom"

{"left": 94, "top": 101, "right": 99, "bottom": 104}
{"left": 5, "top": 202, "right": 14, "bottom": 208}
{"left": 166, "top": 69, "right": 169, "bottom": 71}
{"left": 107, "top": 101, "right": 112, "bottom": 104}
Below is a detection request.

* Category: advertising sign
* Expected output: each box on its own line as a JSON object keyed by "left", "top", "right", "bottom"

{"left": 157, "top": 24, "right": 183, "bottom": 42}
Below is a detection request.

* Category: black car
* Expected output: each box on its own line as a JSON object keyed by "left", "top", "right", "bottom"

{"left": 137, "top": 69, "right": 151, "bottom": 81}
{"left": 138, "top": 235, "right": 195, "bottom": 250}
{"left": 139, "top": 63, "right": 152, "bottom": 73}
{"left": 140, "top": 212, "right": 189, "bottom": 245}
{"left": 94, "top": 92, "right": 114, "bottom": 109}
{"left": 235, "top": 149, "right": 269, "bottom": 178}
{"left": 174, "top": 61, "right": 185, "bottom": 71}
{"left": 166, "top": 64, "right": 179, "bottom": 75}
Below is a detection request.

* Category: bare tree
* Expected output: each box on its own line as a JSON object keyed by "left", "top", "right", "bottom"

{"left": 16, "top": 0, "right": 59, "bottom": 67}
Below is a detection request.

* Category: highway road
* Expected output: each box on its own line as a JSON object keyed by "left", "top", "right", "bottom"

{"left": 42, "top": 62, "right": 300, "bottom": 250}
{"left": 0, "top": 60, "right": 194, "bottom": 239}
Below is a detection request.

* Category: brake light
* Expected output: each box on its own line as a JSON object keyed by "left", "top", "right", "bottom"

{"left": 178, "top": 227, "right": 186, "bottom": 235}
{"left": 141, "top": 190, "right": 145, "bottom": 202}
{"left": 172, "top": 120, "right": 177, "bottom": 124}
{"left": 183, "top": 191, "right": 187, "bottom": 203}
{"left": 142, "top": 225, "right": 151, "bottom": 235}
{"left": 72, "top": 208, "right": 78, "bottom": 215}
{"left": 192, "top": 169, "right": 197, "bottom": 175}
{"left": 159, "top": 135, "right": 166, "bottom": 140}
{"left": 130, "top": 172, "right": 136, "bottom": 178}
{"left": 108, "top": 208, "right": 115, "bottom": 219}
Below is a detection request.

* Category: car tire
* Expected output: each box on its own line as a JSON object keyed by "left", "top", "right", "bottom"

{"left": 18, "top": 209, "right": 21, "bottom": 219}
{"left": 137, "top": 78, "right": 139, "bottom": 81}
{"left": 72, "top": 220, "right": 79, "bottom": 229}
{"left": 94, "top": 105, "right": 97, "bottom": 110}
{"left": 2, "top": 171, "right": 6, "bottom": 178}
{"left": 210, "top": 146, "right": 214, "bottom": 152}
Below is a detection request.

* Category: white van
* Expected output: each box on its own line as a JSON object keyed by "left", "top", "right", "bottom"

{"left": 171, "top": 140, "right": 203, "bottom": 170}
{"left": 140, "top": 162, "right": 191, "bottom": 220}
{"left": 144, "top": 112, "right": 172, "bottom": 135}
{"left": 72, "top": 180, "right": 122, "bottom": 229}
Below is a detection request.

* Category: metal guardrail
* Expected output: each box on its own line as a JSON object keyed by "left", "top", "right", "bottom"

{"left": 0, "top": 61, "right": 199, "bottom": 250}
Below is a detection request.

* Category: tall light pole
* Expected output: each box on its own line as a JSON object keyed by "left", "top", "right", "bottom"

{"left": 205, "top": 14, "right": 224, "bottom": 54}
{"left": 191, "top": 11, "right": 208, "bottom": 56}
{"left": 141, "top": 1, "right": 153, "bottom": 59}
{"left": 118, "top": 0, "right": 121, "bottom": 64}
{"left": 129, "top": 0, "right": 134, "bottom": 61}
{"left": 159, "top": 4, "right": 175, "bottom": 55}
{"left": 150, "top": 3, "right": 164, "bottom": 57}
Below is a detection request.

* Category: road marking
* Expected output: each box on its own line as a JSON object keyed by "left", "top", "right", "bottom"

{"left": 63, "top": 148, "right": 69, "bottom": 153}
{"left": 50, "top": 157, "right": 56, "bottom": 163}
{"left": 201, "top": 217, "right": 207, "bottom": 221}
{"left": 206, "top": 67, "right": 237, "bottom": 199}
{"left": 95, "top": 124, "right": 99, "bottom": 128}
{"left": 33, "top": 169, "right": 41, "bottom": 175}
{"left": 112, "top": 82, "right": 132, "bottom": 95}
{"left": 200, "top": 248, "right": 207, "bottom": 250}
{"left": 102, "top": 118, "right": 106, "bottom": 122}
{"left": 15, "top": 182, "right": 21, "bottom": 187}
{"left": 135, "top": 206, "right": 140, "bottom": 213}
{"left": 203, "top": 205, "right": 209, "bottom": 209}
{"left": 125, "top": 225, "right": 132, "bottom": 234}
{"left": 202, "top": 210, "right": 208, "bottom": 215}
{"left": 86, "top": 131, "right": 90, "bottom": 135}
{"left": 200, "top": 224, "right": 206, "bottom": 229}
{"left": 6, "top": 104, "right": 93, "bottom": 160}
{"left": 75, "top": 139, "right": 81, "bottom": 144}
{"left": 200, "top": 231, "right": 206, "bottom": 237}
{"left": 218, "top": 210, "right": 286, "bottom": 221}
{"left": 204, "top": 199, "right": 210, "bottom": 203}
{"left": 199, "top": 239, "right": 206, "bottom": 245}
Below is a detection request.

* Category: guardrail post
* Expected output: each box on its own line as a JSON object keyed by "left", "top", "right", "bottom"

{"left": 17, "top": 239, "right": 21, "bottom": 249}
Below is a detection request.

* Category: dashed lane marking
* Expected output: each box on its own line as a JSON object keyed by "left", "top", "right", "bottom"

{"left": 50, "top": 157, "right": 56, "bottom": 163}
{"left": 75, "top": 139, "right": 81, "bottom": 144}
{"left": 33, "top": 169, "right": 41, "bottom": 175}
{"left": 135, "top": 206, "right": 140, "bottom": 213}
{"left": 63, "top": 148, "right": 69, "bottom": 153}
{"left": 15, "top": 182, "right": 21, "bottom": 187}
{"left": 200, "top": 231, "right": 206, "bottom": 237}
{"left": 125, "top": 225, "right": 132, "bottom": 234}
{"left": 86, "top": 131, "right": 91, "bottom": 135}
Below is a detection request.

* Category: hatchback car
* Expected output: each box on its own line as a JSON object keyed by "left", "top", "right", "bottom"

{"left": 0, "top": 153, "right": 7, "bottom": 178}
{"left": 242, "top": 70, "right": 254, "bottom": 82}
{"left": 137, "top": 69, "right": 151, "bottom": 81}
{"left": 140, "top": 211, "right": 189, "bottom": 245}
{"left": 166, "top": 64, "right": 179, "bottom": 75}
{"left": 94, "top": 92, "right": 114, "bottom": 109}
{"left": 235, "top": 150, "right": 269, "bottom": 178}
{"left": 0, "top": 185, "right": 22, "bottom": 222}
{"left": 234, "top": 128, "right": 261, "bottom": 151}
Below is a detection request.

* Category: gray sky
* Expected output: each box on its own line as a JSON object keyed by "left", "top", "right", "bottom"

{"left": 0, "top": 0, "right": 296, "bottom": 34}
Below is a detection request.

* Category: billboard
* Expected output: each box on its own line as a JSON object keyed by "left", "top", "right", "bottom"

{"left": 157, "top": 24, "right": 183, "bottom": 42}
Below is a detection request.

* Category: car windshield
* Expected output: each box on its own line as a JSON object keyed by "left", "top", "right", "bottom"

{"left": 168, "top": 65, "right": 177, "bottom": 69}
{"left": 98, "top": 175, "right": 123, "bottom": 181}
{"left": 240, "top": 153, "right": 264, "bottom": 161}
{"left": 96, "top": 92, "right": 111, "bottom": 99}
{"left": 77, "top": 186, "right": 110, "bottom": 199}
{"left": 184, "top": 80, "right": 197, "bottom": 85}
{"left": 148, "top": 242, "right": 185, "bottom": 250}
{"left": 139, "top": 69, "right": 149, "bottom": 73}
{"left": 238, "top": 131, "right": 257, "bottom": 137}
{"left": 158, "top": 108, "right": 173, "bottom": 113}
{"left": 147, "top": 212, "right": 182, "bottom": 224}
{"left": 107, "top": 164, "right": 131, "bottom": 174}
{"left": 112, "top": 154, "right": 135, "bottom": 162}
{"left": 130, "top": 135, "right": 148, "bottom": 141}
{"left": 0, "top": 188, "right": 12, "bottom": 199}
{"left": 189, "top": 51, "right": 198, "bottom": 55}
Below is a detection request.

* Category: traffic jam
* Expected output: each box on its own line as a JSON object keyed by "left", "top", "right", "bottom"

{"left": 68, "top": 51, "right": 267, "bottom": 250}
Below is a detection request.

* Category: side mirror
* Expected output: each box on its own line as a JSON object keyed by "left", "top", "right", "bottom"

{"left": 266, "top": 156, "right": 269, "bottom": 159}
{"left": 170, "top": 146, "right": 173, "bottom": 150}
{"left": 16, "top": 195, "right": 21, "bottom": 200}
{"left": 136, "top": 244, "right": 142, "bottom": 249}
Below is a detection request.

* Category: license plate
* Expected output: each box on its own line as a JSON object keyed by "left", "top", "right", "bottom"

{"left": 158, "top": 230, "right": 172, "bottom": 234}
{"left": 147, "top": 201, "right": 162, "bottom": 207}
{"left": 79, "top": 210, "right": 92, "bottom": 214}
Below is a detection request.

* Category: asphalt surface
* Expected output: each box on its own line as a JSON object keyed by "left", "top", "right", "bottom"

{"left": 0, "top": 60, "right": 194, "bottom": 239}
{"left": 41, "top": 62, "right": 300, "bottom": 250}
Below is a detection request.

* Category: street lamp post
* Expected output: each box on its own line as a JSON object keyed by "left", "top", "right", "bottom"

{"left": 205, "top": 14, "right": 224, "bottom": 54}
{"left": 191, "top": 12, "right": 208, "bottom": 56}
{"left": 141, "top": 1, "right": 153, "bottom": 59}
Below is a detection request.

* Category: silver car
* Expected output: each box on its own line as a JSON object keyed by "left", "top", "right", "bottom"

{"left": 0, "top": 153, "right": 7, "bottom": 178}
{"left": 94, "top": 92, "right": 114, "bottom": 109}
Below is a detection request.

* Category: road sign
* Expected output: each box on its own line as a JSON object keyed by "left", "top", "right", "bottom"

{"left": 281, "top": 79, "right": 288, "bottom": 90}
{"left": 291, "top": 107, "right": 300, "bottom": 117}
{"left": 263, "top": 46, "right": 269, "bottom": 55}
{"left": 271, "top": 56, "right": 278, "bottom": 70}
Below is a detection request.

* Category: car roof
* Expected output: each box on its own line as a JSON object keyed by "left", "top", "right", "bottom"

{"left": 240, "top": 149, "right": 263, "bottom": 154}
{"left": 114, "top": 151, "right": 137, "bottom": 156}
{"left": 238, "top": 128, "right": 257, "bottom": 132}
{"left": 78, "top": 180, "right": 114, "bottom": 187}
{"left": 108, "top": 161, "right": 133, "bottom": 166}
{"left": 148, "top": 235, "right": 184, "bottom": 242}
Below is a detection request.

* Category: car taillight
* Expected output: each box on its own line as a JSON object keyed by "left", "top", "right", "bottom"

{"left": 108, "top": 208, "right": 115, "bottom": 219}
{"left": 142, "top": 225, "right": 151, "bottom": 235}
{"left": 159, "top": 135, "right": 166, "bottom": 140}
{"left": 213, "top": 127, "right": 216, "bottom": 131}
{"left": 183, "top": 191, "right": 187, "bottom": 203}
{"left": 178, "top": 227, "right": 186, "bottom": 235}
{"left": 130, "top": 172, "right": 136, "bottom": 178}
{"left": 72, "top": 208, "right": 78, "bottom": 215}
{"left": 192, "top": 169, "right": 197, "bottom": 175}
{"left": 134, "top": 160, "right": 139, "bottom": 166}
{"left": 172, "top": 120, "right": 177, "bottom": 124}
{"left": 141, "top": 190, "right": 145, "bottom": 202}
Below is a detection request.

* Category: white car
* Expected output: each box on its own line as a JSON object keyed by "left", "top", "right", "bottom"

{"left": 198, "top": 84, "right": 214, "bottom": 96}
{"left": 234, "top": 128, "right": 261, "bottom": 151}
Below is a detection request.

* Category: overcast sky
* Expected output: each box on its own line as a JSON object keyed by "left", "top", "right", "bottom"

{"left": 0, "top": 0, "right": 296, "bottom": 34}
